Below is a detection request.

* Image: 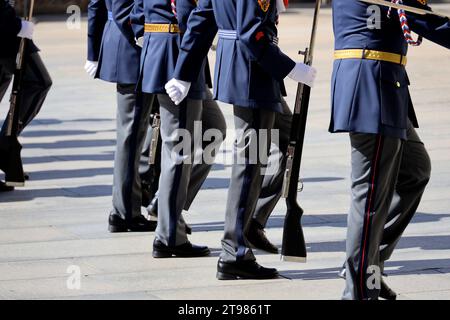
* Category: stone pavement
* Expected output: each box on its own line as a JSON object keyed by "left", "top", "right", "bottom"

{"left": 1, "top": 5, "right": 450, "bottom": 300}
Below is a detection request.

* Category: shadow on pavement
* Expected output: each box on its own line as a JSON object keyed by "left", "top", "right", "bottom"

{"left": 22, "top": 152, "right": 115, "bottom": 164}
{"left": 300, "top": 234, "right": 450, "bottom": 254}
{"left": 23, "top": 139, "right": 115, "bottom": 149}
{"left": 21, "top": 129, "right": 101, "bottom": 138}
{"left": 190, "top": 213, "right": 450, "bottom": 232}
{"left": 27, "top": 167, "right": 113, "bottom": 181}
{"left": 29, "top": 118, "right": 115, "bottom": 125}
{"left": 202, "top": 176, "right": 344, "bottom": 189}
{"left": 0, "top": 184, "right": 112, "bottom": 203}
{"left": 0, "top": 118, "right": 115, "bottom": 127}
{"left": 280, "top": 258, "right": 450, "bottom": 281}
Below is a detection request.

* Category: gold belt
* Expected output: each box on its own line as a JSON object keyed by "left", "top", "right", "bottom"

{"left": 144, "top": 23, "right": 180, "bottom": 33}
{"left": 334, "top": 49, "right": 407, "bottom": 66}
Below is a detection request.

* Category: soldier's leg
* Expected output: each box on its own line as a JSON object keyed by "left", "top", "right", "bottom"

{"left": 0, "top": 58, "right": 16, "bottom": 190}
{"left": 252, "top": 98, "right": 292, "bottom": 227}
{"left": 221, "top": 106, "right": 275, "bottom": 263}
{"left": 155, "top": 94, "right": 203, "bottom": 247}
{"left": 1, "top": 53, "right": 52, "bottom": 135}
{"left": 184, "top": 89, "right": 227, "bottom": 210}
{"left": 0, "top": 58, "right": 15, "bottom": 138}
{"left": 15, "top": 53, "right": 52, "bottom": 133}
{"left": 245, "top": 98, "right": 291, "bottom": 253}
{"left": 380, "top": 123, "right": 431, "bottom": 263}
{"left": 111, "top": 85, "right": 153, "bottom": 222}
{"left": 343, "top": 133, "right": 403, "bottom": 300}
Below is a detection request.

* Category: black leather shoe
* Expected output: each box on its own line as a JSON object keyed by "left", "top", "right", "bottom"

{"left": 380, "top": 279, "right": 397, "bottom": 300}
{"left": 217, "top": 259, "right": 278, "bottom": 280}
{"left": 246, "top": 219, "right": 278, "bottom": 254}
{"left": 0, "top": 181, "right": 14, "bottom": 192}
{"left": 152, "top": 239, "right": 210, "bottom": 258}
{"left": 108, "top": 214, "right": 157, "bottom": 233}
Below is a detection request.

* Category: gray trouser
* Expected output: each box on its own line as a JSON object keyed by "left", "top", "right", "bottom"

{"left": 253, "top": 98, "right": 292, "bottom": 227}
{"left": 221, "top": 106, "right": 276, "bottom": 262}
{"left": 111, "top": 84, "right": 152, "bottom": 220}
{"left": 155, "top": 93, "right": 226, "bottom": 247}
{"left": 139, "top": 89, "right": 225, "bottom": 211}
{"left": 343, "top": 122, "right": 431, "bottom": 300}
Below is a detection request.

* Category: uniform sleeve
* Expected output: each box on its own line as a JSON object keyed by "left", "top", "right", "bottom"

{"left": 112, "top": 0, "right": 136, "bottom": 44}
{"left": 237, "top": 0, "right": 295, "bottom": 80}
{"left": 403, "top": 0, "right": 450, "bottom": 49}
{"left": 0, "top": 2, "right": 23, "bottom": 39}
{"left": 173, "top": 0, "right": 218, "bottom": 83}
{"left": 176, "top": 0, "right": 197, "bottom": 32}
{"left": 87, "top": 0, "right": 108, "bottom": 61}
{"left": 130, "top": 0, "right": 145, "bottom": 38}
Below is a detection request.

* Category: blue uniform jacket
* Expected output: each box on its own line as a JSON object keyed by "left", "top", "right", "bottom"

{"left": 131, "top": 0, "right": 207, "bottom": 99}
{"left": 87, "top": 0, "right": 141, "bottom": 84}
{"left": 330, "top": 0, "right": 450, "bottom": 139}
{"left": 173, "top": 0, "right": 295, "bottom": 112}
{"left": 0, "top": 0, "right": 38, "bottom": 59}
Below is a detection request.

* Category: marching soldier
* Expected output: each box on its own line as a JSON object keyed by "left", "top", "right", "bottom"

{"left": 87, "top": 0, "right": 156, "bottom": 232}
{"left": 330, "top": 0, "right": 450, "bottom": 300}
{"left": 166, "top": 0, "right": 316, "bottom": 279}
{"left": 0, "top": 0, "right": 52, "bottom": 192}
{"left": 247, "top": 0, "right": 293, "bottom": 255}
{"left": 131, "top": 0, "right": 227, "bottom": 258}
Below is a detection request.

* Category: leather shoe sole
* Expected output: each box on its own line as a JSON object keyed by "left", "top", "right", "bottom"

{"left": 216, "top": 270, "right": 278, "bottom": 280}
{"left": 108, "top": 223, "right": 157, "bottom": 233}
{"left": 217, "top": 260, "right": 278, "bottom": 280}
{"left": 153, "top": 242, "right": 210, "bottom": 258}
{"left": 108, "top": 214, "right": 157, "bottom": 233}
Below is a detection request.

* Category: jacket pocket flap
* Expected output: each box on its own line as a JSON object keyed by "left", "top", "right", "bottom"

{"left": 380, "top": 62, "right": 410, "bottom": 87}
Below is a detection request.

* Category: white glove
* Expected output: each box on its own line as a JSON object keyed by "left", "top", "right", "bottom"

{"left": 276, "top": 0, "right": 287, "bottom": 13}
{"left": 288, "top": 62, "right": 317, "bottom": 88}
{"left": 17, "top": 20, "right": 34, "bottom": 39}
{"left": 136, "top": 37, "right": 144, "bottom": 48}
{"left": 84, "top": 60, "right": 98, "bottom": 78}
{"left": 165, "top": 78, "right": 192, "bottom": 105}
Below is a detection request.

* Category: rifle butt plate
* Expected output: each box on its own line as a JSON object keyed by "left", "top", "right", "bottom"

{"left": 281, "top": 255, "right": 307, "bottom": 263}
{"left": 5, "top": 181, "right": 25, "bottom": 187}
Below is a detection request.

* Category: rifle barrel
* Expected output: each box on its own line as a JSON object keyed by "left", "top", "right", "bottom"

{"left": 306, "top": 0, "right": 322, "bottom": 65}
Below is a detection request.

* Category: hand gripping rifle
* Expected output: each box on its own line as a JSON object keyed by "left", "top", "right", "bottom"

{"left": 0, "top": 0, "right": 34, "bottom": 187}
{"left": 281, "top": 0, "right": 321, "bottom": 262}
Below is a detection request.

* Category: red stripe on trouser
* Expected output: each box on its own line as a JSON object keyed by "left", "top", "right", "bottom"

{"left": 359, "top": 135, "right": 383, "bottom": 299}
